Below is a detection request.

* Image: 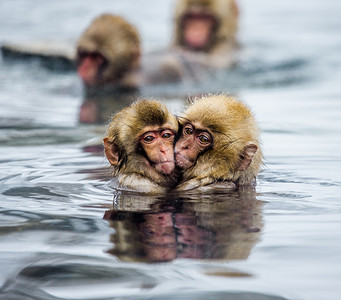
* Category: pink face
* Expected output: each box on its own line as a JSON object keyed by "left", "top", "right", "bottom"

{"left": 183, "top": 16, "right": 215, "bottom": 50}
{"left": 77, "top": 51, "right": 106, "bottom": 86}
{"left": 175, "top": 123, "right": 212, "bottom": 170}
{"left": 140, "top": 128, "right": 176, "bottom": 175}
{"left": 138, "top": 212, "right": 177, "bottom": 262}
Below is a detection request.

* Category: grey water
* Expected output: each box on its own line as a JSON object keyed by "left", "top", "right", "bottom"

{"left": 0, "top": 0, "right": 341, "bottom": 299}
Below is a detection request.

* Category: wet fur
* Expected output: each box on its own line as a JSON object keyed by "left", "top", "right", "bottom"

{"left": 104, "top": 100, "right": 179, "bottom": 193}
{"left": 177, "top": 94, "right": 263, "bottom": 190}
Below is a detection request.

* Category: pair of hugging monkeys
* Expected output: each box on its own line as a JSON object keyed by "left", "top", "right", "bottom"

{"left": 103, "top": 94, "right": 263, "bottom": 194}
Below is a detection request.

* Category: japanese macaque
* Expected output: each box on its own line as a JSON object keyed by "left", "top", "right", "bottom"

{"left": 173, "top": 0, "right": 239, "bottom": 67}
{"left": 77, "top": 14, "right": 183, "bottom": 90}
{"left": 103, "top": 100, "right": 179, "bottom": 193}
{"left": 77, "top": 14, "right": 141, "bottom": 88}
{"left": 175, "top": 94, "right": 263, "bottom": 191}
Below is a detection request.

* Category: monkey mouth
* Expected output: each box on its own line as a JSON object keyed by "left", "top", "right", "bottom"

{"left": 155, "top": 161, "right": 175, "bottom": 175}
{"left": 175, "top": 153, "right": 193, "bottom": 170}
{"left": 181, "top": 12, "right": 217, "bottom": 51}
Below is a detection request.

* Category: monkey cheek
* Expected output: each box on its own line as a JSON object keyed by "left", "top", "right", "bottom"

{"left": 175, "top": 153, "right": 193, "bottom": 170}
{"left": 77, "top": 58, "right": 98, "bottom": 86}
{"left": 156, "top": 161, "right": 175, "bottom": 175}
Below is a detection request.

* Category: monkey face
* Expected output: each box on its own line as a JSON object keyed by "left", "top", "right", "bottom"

{"left": 174, "top": 0, "right": 239, "bottom": 53}
{"left": 140, "top": 128, "right": 176, "bottom": 175}
{"left": 181, "top": 13, "right": 217, "bottom": 50}
{"left": 77, "top": 14, "right": 140, "bottom": 87}
{"left": 175, "top": 123, "right": 212, "bottom": 170}
{"left": 77, "top": 50, "right": 107, "bottom": 86}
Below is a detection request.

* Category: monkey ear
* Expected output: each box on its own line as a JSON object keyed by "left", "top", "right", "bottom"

{"left": 237, "top": 142, "right": 258, "bottom": 171}
{"left": 103, "top": 138, "right": 120, "bottom": 166}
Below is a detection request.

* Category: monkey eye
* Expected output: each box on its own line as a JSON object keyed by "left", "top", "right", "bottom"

{"left": 142, "top": 134, "right": 156, "bottom": 143}
{"left": 184, "top": 125, "right": 194, "bottom": 135}
{"left": 198, "top": 133, "right": 211, "bottom": 145}
{"left": 161, "top": 130, "right": 174, "bottom": 139}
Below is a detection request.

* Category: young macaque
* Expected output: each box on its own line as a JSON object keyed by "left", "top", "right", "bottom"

{"left": 77, "top": 14, "right": 141, "bottom": 88}
{"left": 173, "top": 0, "right": 239, "bottom": 68}
{"left": 103, "top": 100, "right": 179, "bottom": 193}
{"left": 175, "top": 94, "right": 263, "bottom": 191}
{"left": 77, "top": 14, "right": 183, "bottom": 91}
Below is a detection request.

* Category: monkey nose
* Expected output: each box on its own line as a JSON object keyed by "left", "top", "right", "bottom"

{"left": 179, "top": 143, "right": 190, "bottom": 150}
{"left": 160, "top": 148, "right": 168, "bottom": 154}
{"left": 175, "top": 142, "right": 188, "bottom": 152}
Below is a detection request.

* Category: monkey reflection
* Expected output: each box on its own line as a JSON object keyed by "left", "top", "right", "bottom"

{"left": 174, "top": 212, "right": 214, "bottom": 259}
{"left": 78, "top": 88, "right": 138, "bottom": 124}
{"left": 137, "top": 212, "right": 177, "bottom": 262}
{"left": 104, "top": 189, "right": 263, "bottom": 263}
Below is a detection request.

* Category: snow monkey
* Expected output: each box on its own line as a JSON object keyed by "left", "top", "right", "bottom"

{"left": 173, "top": 0, "right": 239, "bottom": 68}
{"left": 77, "top": 13, "right": 186, "bottom": 90}
{"left": 77, "top": 14, "right": 141, "bottom": 88}
{"left": 103, "top": 100, "right": 179, "bottom": 193}
{"left": 175, "top": 94, "right": 263, "bottom": 191}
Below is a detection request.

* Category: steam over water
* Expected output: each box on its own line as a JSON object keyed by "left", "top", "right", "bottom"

{"left": 0, "top": 1, "right": 341, "bottom": 299}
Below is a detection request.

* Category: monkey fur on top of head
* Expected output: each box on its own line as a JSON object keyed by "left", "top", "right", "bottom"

{"left": 175, "top": 94, "right": 263, "bottom": 191}
{"left": 173, "top": 0, "right": 239, "bottom": 52}
{"left": 103, "top": 100, "right": 179, "bottom": 194}
{"left": 77, "top": 14, "right": 140, "bottom": 87}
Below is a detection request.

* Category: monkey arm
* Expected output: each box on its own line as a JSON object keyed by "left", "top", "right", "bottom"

{"left": 117, "top": 173, "right": 168, "bottom": 194}
{"left": 176, "top": 177, "right": 236, "bottom": 192}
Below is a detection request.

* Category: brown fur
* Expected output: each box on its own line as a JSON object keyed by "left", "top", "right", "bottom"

{"left": 103, "top": 100, "right": 179, "bottom": 193}
{"left": 77, "top": 14, "right": 140, "bottom": 85}
{"left": 176, "top": 94, "right": 263, "bottom": 190}
{"left": 173, "top": 0, "right": 239, "bottom": 52}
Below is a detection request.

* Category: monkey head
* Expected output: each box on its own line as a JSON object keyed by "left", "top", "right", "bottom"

{"left": 103, "top": 100, "right": 179, "bottom": 192}
{"left": 175, "top": 94, "right": 263, "bottom": 188}
{"left": 173, "top": 0, "right": 239, "bottom": 52}
{"left": 77, "top": 14, "right": 140, "bottom": 87}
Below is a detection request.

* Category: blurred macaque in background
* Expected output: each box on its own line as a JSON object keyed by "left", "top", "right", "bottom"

{"left": 77, "top": 14, "right": 185, "bottom": 91}
{"left": 77, "top": 14, "right": 141, "bottom": 90}
{"left": 172, "top": 0, "right": 239, "bottom": 68}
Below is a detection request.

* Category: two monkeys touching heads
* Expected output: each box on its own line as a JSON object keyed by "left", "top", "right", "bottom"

{"left": 103, "top": 94, "right": 263, "bottom": 194}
